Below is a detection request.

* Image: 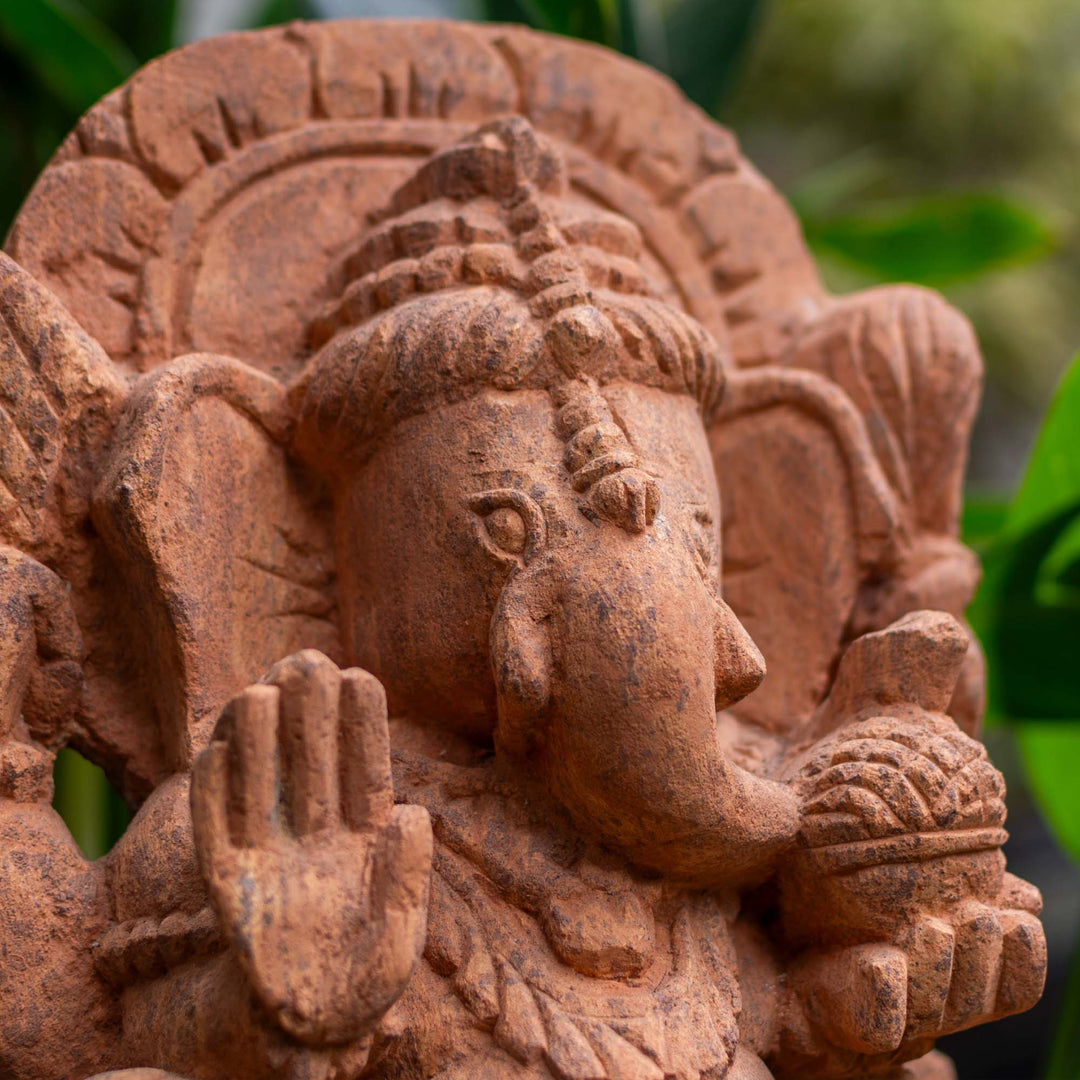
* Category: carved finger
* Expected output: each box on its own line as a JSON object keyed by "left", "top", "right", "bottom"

{"left": 792, "top": 944, "right": 908, "bottom": 1054}
{"left": 943, "top": 902, "right": 1003, "bottom": 1032}
{"left": 265, "top": 650, "right": 341, "bottom": 835}
{"left": 995, "top": 910, "right": 1047, "bottom": 1017}
{"left": 897, "top": 916, "right": 954, "bottom": 1039}
{"left": 380, "top": 804, "right": 433, "bottom": 906}
{"left": 998, "top": 872, "right": 1043, "bottom": 916}
{"left": 339, "top": 667, "right": 393, "bottom": 831}
{"left": 370, "top": 804, "right": 433, "bottom": 1002}
{"left": 192, "top": 740, "right": 234, "bottom": 874}
{"left": 228, "top": 683, "right": 280, "bottom": 847}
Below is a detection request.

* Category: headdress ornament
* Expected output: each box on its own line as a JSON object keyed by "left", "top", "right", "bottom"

{"left": 294, "top": 117, "right": 726, "bottom": 479}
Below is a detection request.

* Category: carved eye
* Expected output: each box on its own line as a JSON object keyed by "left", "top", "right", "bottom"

{"left": 467, "top": 489, "right": 546, "bottom": 566}
{"left": 484, "top": 506, "right": 527, "bottom": 555}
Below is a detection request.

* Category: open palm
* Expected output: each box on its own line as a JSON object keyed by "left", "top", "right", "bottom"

{"left": 192, "top": 650, "right": 432, "bottom": 1046}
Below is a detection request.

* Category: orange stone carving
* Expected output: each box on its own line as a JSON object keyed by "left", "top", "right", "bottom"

{"left": 0, "top": 20, "right": 1045, "bottom": 1080}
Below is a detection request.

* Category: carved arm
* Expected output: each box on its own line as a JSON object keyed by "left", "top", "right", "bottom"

{"left": 0, "top": 547, "right": 119, "bottom": 1079}
{"left": 769, "top": 612, "right": 1046, "bottom": 1077}
{"left": 95, "top": 651, "right": 431, "bottom": 1078}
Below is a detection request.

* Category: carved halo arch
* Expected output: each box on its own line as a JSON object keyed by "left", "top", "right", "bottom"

{"left": 3, "top": 19, "right": 914, "bottom": 794}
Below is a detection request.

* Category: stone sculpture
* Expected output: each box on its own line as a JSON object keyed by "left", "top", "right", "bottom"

{"left": 0, "top": 20, "right": 1046, "bottom": 1080}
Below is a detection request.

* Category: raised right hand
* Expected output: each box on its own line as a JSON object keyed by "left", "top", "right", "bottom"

{"left": 191, "top": 650, "right": 432, "bottom": 1047}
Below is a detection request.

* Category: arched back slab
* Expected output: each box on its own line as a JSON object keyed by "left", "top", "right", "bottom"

{"left": 4, "top": 20, "right": 981, "bottom": 762}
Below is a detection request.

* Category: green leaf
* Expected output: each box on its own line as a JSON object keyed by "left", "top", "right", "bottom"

{"left": 1008, "top": 354, "right": 1080, "bottom": 535}
{"left": 663, "top": 0, "right": 763, "bottom": 111}
{"left": 976, "top": 508, "right": 1080, "bottom": 863}
{"left": 1036, "top": 513, "right": 1080, "bottom": 609}
{"left": 979, "top": 356, "right": 1080, "bottom": 706}
{"left": 984, "top": 354, "right": 1080, "bottom": 721}
{"left": 1016, "top": 723, "right": 1080, "bottom": 866}
{"left": 961, "top": 493, "right": 1010, "bottom": 554}
{"left": 0, "top": 0, "right": 136, "bottom": 116}
{"left": 249, "top": 0, "right": 320, "bottom": 30}
{"left": 977, "top": 501, "right": 1080, "bottom": 720}
{"left": 970, "top": 354, "right": 1080, "bottom": 868}
{"left": 483, "top": 0, "right": 618, "bottom": 47}
{"left": 52, "top": 747, "right": 129, "bottom": 860}
{"left": 799, "top": 192, "right": 1054, "bottom": 287}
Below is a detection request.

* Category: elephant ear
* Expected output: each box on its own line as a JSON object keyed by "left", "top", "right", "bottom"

{"left": 94, "top": 355, "right": 341, "bottom": 770}
{"left": 0, "top": 253, "right": 127, "bottom": 555}
{"left": 711, "top": 367, "right": 903, "bottom": 735}
{"left": 715, "top": 288, "right": 986, "bottom": 739}
{"left": 0, "top": 254, "right": 169, "bottom": 796}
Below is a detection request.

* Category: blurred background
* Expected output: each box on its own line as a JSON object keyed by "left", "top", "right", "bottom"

{"left": 3, "top": 2, "right": 1079, "bottom": 1077}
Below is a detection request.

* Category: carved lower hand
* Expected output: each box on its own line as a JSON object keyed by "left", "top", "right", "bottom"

{"left": 901, "top": 876, "right": 1044, "bottom": 1037}
{"left": 779, "top": 680, "right": 1046, "bottom": 1072}
{"left": 787, "top": 874, "right": 1045, "bottom": 1067}
{"left": 192, "top": 650, "right": 433, "bottom": 1046}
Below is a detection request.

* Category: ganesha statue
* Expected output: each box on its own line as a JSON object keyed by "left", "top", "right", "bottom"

{"left": 0, "top": 19, "right": 1045, "bottom": 1080}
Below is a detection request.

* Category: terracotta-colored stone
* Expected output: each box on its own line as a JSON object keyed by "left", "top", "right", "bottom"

{"left": 0, "top": 20, "right": 1043, "bottom": 1079}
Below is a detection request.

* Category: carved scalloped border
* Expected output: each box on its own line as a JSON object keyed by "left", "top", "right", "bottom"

{"left": 4, "top": 20, "right": 824, "bottom": 379}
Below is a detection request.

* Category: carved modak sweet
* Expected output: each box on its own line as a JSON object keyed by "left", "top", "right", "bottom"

{"left": 0, "top": 20, "right": 1045, "bottom": 1080}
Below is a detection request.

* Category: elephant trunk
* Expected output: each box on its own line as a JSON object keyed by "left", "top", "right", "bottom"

{"left": 490, "top": 533, "right": 799, "bottom": 886}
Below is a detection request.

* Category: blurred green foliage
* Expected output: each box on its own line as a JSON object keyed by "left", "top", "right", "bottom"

{"left": 798, "top": 193, "right": 1054, "bottom": 288}
{"left": 0, "top": 0, "right": 172, "bottom": 234}
{"left": 728, "top": 0, "right": 1080, "bottom": 475}
{"left": 0, "top": 0, "right": 135, "bottom": 114}
{"left": 52, "top": 747, "right": 130, "bottom": 860}
{"left": 975, "top": 359, "right": 1080, "bottom": 733}
{"left": 482, "top": 0, "right": 762, "bottom": 109}
{"left": 484, "top": 0, "right": 617, "bottom": 50}
{"left": 972, "top": 355, "right": 1080, "bottom": 783}
{"left": 969, "top": 353, "right": 1080, "bottom": 1077}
